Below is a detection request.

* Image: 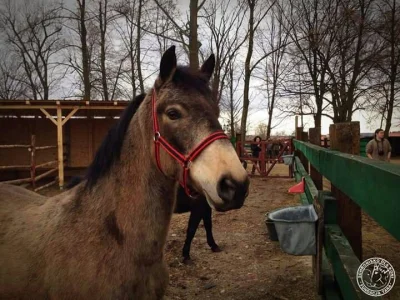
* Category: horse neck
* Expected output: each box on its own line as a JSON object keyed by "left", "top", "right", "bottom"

{"left": 77, "top": 111, "right": 177, "bottom": 253}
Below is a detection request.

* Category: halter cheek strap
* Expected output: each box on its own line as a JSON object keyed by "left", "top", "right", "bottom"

{"left": 151, "top": 89, "right": 228, "bottom": 197}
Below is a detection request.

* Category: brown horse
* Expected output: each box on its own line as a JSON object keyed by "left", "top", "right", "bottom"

{"left": 0, "top": 46, "right": 249, "bottom": 300}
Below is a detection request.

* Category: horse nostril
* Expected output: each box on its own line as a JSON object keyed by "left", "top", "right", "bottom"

{"left": 217, "top": 176, "right": 236, "bottom": 202}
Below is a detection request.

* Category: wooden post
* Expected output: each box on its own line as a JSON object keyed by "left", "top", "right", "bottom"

{"left": 236, "top": 132, "right": 242, "bottom": 157}
{"left": 300, "top": 132, "right": 309, "bottom": 173}
{"left": 89, "top": 118, "right": 94, "bottom": 162}
{"left": 309, "top": 128, "right": 323, "bottom": 295}
{"left": 260, "top": 141, "right": 266, "bottom": 174}
{"left": 295, "top": 126, "right": 303, "bottom": 140}
{"left": 329, "top": 122, "right": 362, "bottom": 260}
{"left": 309, "top": 128, "right": 322, "bottom": 190}
{"left": 289, "top": 139, "right": 294, "bottom": 178}
{"left": 30, "top": 135, "right": 36, "bottom": 189}
{"left": 57, "top": 106, "right": 64, "bottom": 189}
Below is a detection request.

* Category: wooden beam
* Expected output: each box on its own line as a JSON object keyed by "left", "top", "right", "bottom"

{"left": 35, "top": 145, "right": 57, "bottom": 150}
{"left": 40, "top": 108, "right": 57, "bottom": 126}
{"left": 0, "top": 165, "right": 30, "bottom": 170}
{"left": 1, "top": 105, "right": 126, "bottom": 110}
{"left": 329, "top": 122, "right": 362, "bottom": 260}
{"left": 1, "top": 177, "right": 31, "bottom": 184}
{"left": 0, "top": 144, "right": 30, "bottom": 149}
{"left": 62, "top": 107, "right": 79, "bottom": 126}
{"left": 35, "top": 160, "right": 58, "bottom": 168}
{"left": 34, "top": 168, "right": 58, "bottom": 182}
{"left": 57, "top": 106, "right": 64, "bottom": 189}
{"left": 34, "top": 179, "right": 57, "bottom": 192}
{"left": 30, "top": 135, "right": 36, "bottom": 189}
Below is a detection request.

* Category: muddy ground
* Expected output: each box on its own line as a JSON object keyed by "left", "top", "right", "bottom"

{"left": 36, "top": 163, "right": 399, "bottom": 300}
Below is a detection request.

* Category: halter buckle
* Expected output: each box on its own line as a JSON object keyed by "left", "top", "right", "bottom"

{"left": 154, "top": 131, "right": 161, "bottom": 141}
{"left": 185, "top": 160, "right": 192, "bottom": 169}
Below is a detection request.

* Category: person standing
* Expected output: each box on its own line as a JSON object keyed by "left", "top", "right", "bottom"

{"left": 251, "top": 136, "right": 262, "bottom": 175}
{"left": 366, "top": 129, "right": 392, "bottom": 162}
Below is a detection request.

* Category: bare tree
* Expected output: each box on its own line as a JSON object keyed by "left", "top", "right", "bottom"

{"left": 255, "top": 3, "right": 290, "bottom": 139}
{"left": 240, "top": 0, "right": 277, "bottom": 145}
{"left": 0, "top": 0, "right": 63, "bottom": 100}
{"left": 151, "top": 0, "right": 177, "bottom": 56}
{"left": 201, "top": 0, "right": 248, "bottom": 104}
{"left": 0, "top": 51, "right": 28, "bottom": 99}
{"left": 220, "top": 58, "right": 244, "bottom": 138}
{"left": 153, "top": 0, "right": 205, "bottom": 68}
{"left": 114, "top": 0, "right": 148, "bottom": 97}
{"left": 373, "top": 0, "right": 400, "bottom": 135}
{"left": 323, "top": 0, "right": 383, "bottom": 122}
{"left": 97, "top": 0, "right": 111, "bottom": 100}
{"left": 255, "top": 122, "right": 268, "bottom": 138}
{"left": 63, "top": 0, "right": 93, "bottom": 100}
{"left": 276, "top": 0, "right": 337, "bottom": 128}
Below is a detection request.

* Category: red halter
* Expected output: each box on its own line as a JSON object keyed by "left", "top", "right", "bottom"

{"left": 151, "top": 89, "right": 228, "bottom": 197}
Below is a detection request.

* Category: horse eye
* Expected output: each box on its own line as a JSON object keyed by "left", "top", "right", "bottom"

{"left": 166, "top": 109, "right": 181, "bottom": 120}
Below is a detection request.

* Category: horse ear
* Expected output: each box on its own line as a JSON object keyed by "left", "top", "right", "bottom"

{"left": 159, "top": 46, "right": 177, "bottom": 84}
{"left": 200, "top": 54, "right": 215, "bottom": 81}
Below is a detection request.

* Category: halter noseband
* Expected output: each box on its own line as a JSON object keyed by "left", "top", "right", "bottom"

{"left": 151, "top": 89, "right": 228, "bottom": 197}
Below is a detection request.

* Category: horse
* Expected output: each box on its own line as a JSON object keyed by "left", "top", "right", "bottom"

{"left": 66, "top": 175, "right": 220, "bottom": 266}
{"left": 0, "top": 46, "right": 249, "bottom": 300}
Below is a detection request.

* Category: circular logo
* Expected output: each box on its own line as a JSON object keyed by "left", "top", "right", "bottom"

{"left": 357, "top": 257, "right": 396, "bottom": 297}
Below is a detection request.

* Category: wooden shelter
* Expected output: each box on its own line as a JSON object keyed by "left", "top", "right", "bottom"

{"left": 0, "top": 99, "right": 130, "bottom": 188}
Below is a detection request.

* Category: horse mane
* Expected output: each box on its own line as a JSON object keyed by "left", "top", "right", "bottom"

{"left": 84, "top": 94, "right": 146, "bottom": 189}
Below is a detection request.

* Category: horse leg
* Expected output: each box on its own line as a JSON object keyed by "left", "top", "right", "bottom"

{"left": 182, "top": 210, "right": 202, "bottom": 264}
{"left": 203, "top": 204, "right": 221, "bottom": 253}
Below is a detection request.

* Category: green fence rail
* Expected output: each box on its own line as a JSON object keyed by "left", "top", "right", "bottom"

{"left": 292, "top": 139, "right": 400, "bottom": 299}
{"left": 294, "top": 139, "right": 400, "bottom": 241}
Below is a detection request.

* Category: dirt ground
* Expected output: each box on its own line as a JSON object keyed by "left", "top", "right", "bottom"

{"left": 163, "top": 176, "right": 317, "bottom": 300}
{"left": 35, "top": 162, "right": 399, "bottom": 300}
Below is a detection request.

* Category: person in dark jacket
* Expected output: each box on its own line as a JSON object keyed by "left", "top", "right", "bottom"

{"left": 251, "top": 136, "right": 262, "bottom": 175}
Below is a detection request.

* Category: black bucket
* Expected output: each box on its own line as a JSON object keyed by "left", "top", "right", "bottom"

{"left": 265, "top": 218, "right": 279, "bottom": 241}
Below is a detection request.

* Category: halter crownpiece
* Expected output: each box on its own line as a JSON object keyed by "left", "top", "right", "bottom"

{"left": 151, "top": 89, "right": 228, "bottom": 197}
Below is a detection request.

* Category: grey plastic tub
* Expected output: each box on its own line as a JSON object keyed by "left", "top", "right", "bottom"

{"left": 282, "top": 154, "right": 294, "bottom": 165}
{"left": 264, "top": 214, "right": 279, "bottom": 241}
{"left": 268, "top": 205, "right": 318, "bottom": 255}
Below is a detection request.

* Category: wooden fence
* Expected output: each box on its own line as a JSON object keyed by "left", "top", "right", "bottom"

{"left": 292, "top": 124, "right": 399, "bottom": 299}
{"left": 0, "top": 135, "right": 58, "bottom": 191}
{"left": 236, "top": 139, "right": 293, "bottom": 178}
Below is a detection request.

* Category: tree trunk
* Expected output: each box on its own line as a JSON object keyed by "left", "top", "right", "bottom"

{"left": 79, "top": 0, "right": 91, "bottom": 101}
{"left": 129, "top": 17, "right": 137, "bottom": 97}
{"left": 240, "top": 0, "right": 255, "bottom": 147}
{"left": 136, "top": 0, "right": 144, "bottom": 94}
{"left": 229, "top": 66, "right": 235, "bottom": 138}
{"left": 384, "top": 0, "right": 397, "bottom": 137}
{"left": 189, "top": 0, "right": 199, "bottom": 70}
{"left": 99, "top": 0, "right": 109, "bottom": 101}
{"left": 266, "top": 82, "right": 276, "bottom": 139}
